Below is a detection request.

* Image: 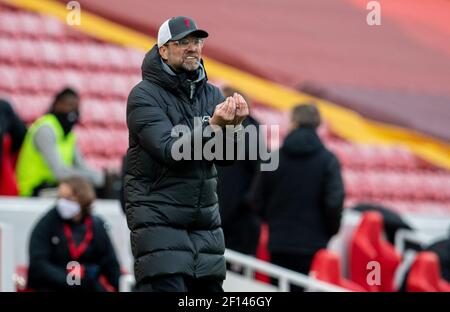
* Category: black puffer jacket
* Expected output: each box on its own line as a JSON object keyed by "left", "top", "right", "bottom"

{"left": 125, "top": 45, "right": 227, "bottom": 284}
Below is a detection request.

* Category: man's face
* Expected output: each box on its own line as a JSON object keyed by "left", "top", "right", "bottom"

{"left": 54, "top": 95, "right": 80, "bottom": 115}
{"left": 159, "top": 34, "right": 204, "bottom": 72}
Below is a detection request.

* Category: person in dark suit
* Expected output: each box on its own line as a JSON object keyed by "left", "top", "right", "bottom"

{"left": 251, "top": 104, "right": 344, "bottom": 291}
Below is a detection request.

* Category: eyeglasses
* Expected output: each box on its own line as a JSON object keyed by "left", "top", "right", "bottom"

{"left": 168, "top": 38, "right": 205, "bottom": 48}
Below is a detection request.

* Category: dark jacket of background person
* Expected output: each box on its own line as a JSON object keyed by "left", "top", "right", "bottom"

{"left": 125, "top": 45, "right": 228, "bottom": 285}
{"left": 217, "top": 115, "right": 263, "bottom": 255}
{"left": 27, "top": 208, "right": 121, "bottom": 291}
{"left": 252, "top": 127, "right": 344, "bottom": 255}
{"left": 0, "top": 99, "right": 26, "bottom": 195}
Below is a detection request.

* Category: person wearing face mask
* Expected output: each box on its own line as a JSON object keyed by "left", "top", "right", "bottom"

{"left": 27, "top": 176, "right": 121, "bottom": 291}
{"left": 15, "top": 88, "right": 104, "bottom": 196}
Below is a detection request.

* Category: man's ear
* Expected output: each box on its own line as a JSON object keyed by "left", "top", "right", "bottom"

{"left": 159, "top": 45, "right": 168, "bottom": 61}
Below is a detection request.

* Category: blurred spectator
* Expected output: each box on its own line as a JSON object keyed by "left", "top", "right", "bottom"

{"left": 27, "top": 176, "right": 121, "bottom": 291}
{"left": 0, "top": 99, "right": 27, "bottom": 195}
{"left": 216, "top": 86, "right": 264, "bottom": 256}
{"left": 251, "top": 103, "right": 344, "bottom": 291}
{"left": 15, "top": 88, "right": 104, "bottom": 196}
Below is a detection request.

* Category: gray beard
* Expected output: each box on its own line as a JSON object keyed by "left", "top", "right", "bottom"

{"left": 181, "top": 61, "right": 200, "bottom": 72}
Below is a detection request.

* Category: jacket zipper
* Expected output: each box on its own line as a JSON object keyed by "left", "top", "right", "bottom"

{"left": 190, "top": 82, "right": 195, "bottom": 100}
{"left": 196, "top": 162, "right": 204, "bottom": 208}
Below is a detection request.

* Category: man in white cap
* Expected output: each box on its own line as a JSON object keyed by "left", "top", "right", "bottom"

{"left": 124, "top": 16, "right": 248, "bottom": 292}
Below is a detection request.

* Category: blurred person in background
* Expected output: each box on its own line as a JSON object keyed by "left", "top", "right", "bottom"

{"left": 0, "top": 99, "right": 27, "bottom": 195}
{"left": 27, "top": 176, "right": 121, "bottom": 292}
{"left": 16, "top": 88, "right": 104, "bottom": 197}
{"left": 216, "top": 86, "right": 264, "bottom": 257}
{"left": 251, "top": 103, "right": 344, "bottom": 291}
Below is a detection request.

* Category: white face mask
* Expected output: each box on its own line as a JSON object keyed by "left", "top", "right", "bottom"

{"left": 56, "top": 198, "right": 81, "bottom": 220}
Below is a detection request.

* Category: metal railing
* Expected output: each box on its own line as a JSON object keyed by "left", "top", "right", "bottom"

{"left": 119, "top": 249, "right": 349, "bottom": 292}
{"left": 224, "top": 249, "right": 348, "bottom": 292}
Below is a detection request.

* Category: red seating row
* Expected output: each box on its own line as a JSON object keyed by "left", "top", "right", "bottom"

{"left": 84, "top": 156, "right": 123, "bottom": 171}
{"left": 0, "top": 36, "right": 143, "bottom": 72}
{"left": 0, "top": 64, "right": 141, "bottom": 99}
{"left": 328, "top": 141, "right": 420, "bottom": 171}
{"left": 8, "top": 93, "right": 51, "bottom": 123}
{"left": 3, "top": 92, "right": 129, "bottom": 128}
{"left": 0, "top": 11, "right": 65, "bottom": 39}
{"left": 76, "top": 127, "right": 128, "bottom": 157}
{"left": 80, "top": 99, "right": 126, "bottom": 128}
{"left": 345, "top": 198, "right": 450, "bottom": 215}
{"left": 343, "top": 169, "right": 450, "bottom": 202}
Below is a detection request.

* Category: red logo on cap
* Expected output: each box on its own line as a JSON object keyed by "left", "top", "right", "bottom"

{"left": 184, "top": 18, "right": 191, "bottom": 28}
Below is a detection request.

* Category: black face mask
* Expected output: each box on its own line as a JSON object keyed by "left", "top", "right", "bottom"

{"left": 53, "top": 111, "right": 79, "bottom": 135}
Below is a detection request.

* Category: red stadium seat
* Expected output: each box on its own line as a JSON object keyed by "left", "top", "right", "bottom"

{"left": 104, "top": 46, "right": 130, "bottom": 71}
{"left": 84, "top": 43, "right": 109, "bottom": 69}
{"left": 310, "top": 249, "right": 366, "bottom": 291}
{"left": 81, "top": 71, "right": 110, "bottom": 97}
{"left": 0, "top": 37, "right": 18, "bottom": 64}
{"left": 126, "top": 48, "right": 145, "bottom": 71}
{"left": 10, "top": 93, "right": 51, "bottom": 123}
{"left": 19, "top": 13, "right": 44, "bottom": 39}
{"left": 0, "top": 65, "right": 18, "bottom": 92}
{"left": 41, "top": 16, "right": 65, "bottom": 39}
{"left": 79, "top": 98, "right": 106, "bottom": 126}
{"left": 63, "top": 42, "right": 87, "bottom": 69}
{"left": 16, "top": 38, "right": 42, "bottom": 66}
{"left": 17, "top": 67, "right": 43, "bottom": 94}
{"left": 407, "top": 252, "right": 450, "bottom": 292}
{"left": 0, "top": 12, "right": 19, "bottom": 37}
{"left": 349, "top": 211, "right": 401, "bottom": 291}
{"left": 41, "top": 68, "right": 67, "bottom": 93}
{"left": 62, "top": 70, "right": 85, "bottom": 93}
{"left": 109, "top": 73, "right": 130, "bottom": 99}
{"left": 40, "top": 40, "right": 65, "bottom": 67}
{"left": 76, "top": 126, "right": 127, "bottom": 158}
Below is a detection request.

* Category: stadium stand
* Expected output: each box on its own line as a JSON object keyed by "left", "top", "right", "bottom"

{"left": 0, "top": 2, "right": 449, "bottom": 215}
